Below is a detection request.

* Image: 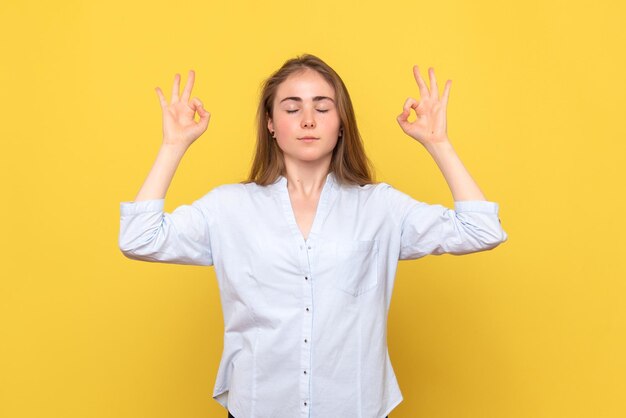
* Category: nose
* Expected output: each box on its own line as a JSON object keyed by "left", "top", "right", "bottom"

{"left": 301, "top": 108, "right": 316, "bottom": 129}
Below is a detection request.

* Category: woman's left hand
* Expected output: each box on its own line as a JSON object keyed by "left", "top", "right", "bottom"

{"left": 397, "top": 65, "right": 452, "bottom": 147}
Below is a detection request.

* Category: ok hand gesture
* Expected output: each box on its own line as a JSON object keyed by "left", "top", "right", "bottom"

{"left": 155, "top": 70, "right": 211, "bottom": 150}
{"left": 397, "top": 66, "right": 451, "bottom": 147}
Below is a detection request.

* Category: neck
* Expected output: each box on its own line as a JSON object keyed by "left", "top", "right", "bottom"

{"left": 285, "top": 161, "right": 330, "bottom": 197}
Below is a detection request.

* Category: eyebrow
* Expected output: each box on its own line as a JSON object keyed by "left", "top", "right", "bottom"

{"left": 279, "top": 96, "right": 335, "bottom": 104}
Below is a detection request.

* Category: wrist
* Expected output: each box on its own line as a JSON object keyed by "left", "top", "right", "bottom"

{"left": 425, "top": 138, "right": 453, "bottom": 155}
{"left": 159, "top": 142, "right": 188, "bottom": 157}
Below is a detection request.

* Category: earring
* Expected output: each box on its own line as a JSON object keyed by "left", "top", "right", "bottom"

{"left": 270, "top": 130, "right": 276, "bottom": 138}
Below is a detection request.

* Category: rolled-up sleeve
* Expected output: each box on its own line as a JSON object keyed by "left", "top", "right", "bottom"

{"left": 382, "top": 183, "right": 508, "bottom": 260}
{"left": 118, "top": 188, "right": 219, "bottom": 266}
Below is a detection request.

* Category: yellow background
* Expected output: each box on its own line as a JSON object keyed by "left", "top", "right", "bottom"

{"left": 1, "top": 0, "right": 625, "bottom": 417}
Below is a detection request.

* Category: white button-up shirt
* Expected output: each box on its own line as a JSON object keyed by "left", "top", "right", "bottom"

{"left": 118, "top": 171, "right": 508, "bottom": 418}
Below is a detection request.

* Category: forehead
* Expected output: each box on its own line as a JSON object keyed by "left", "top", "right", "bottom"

{"left": 275, "top": 69, "right": 335, "bottom": 100}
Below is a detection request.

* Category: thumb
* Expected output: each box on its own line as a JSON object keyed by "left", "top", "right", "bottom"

{"left": 197, "top": 103, "right": 211, "bottom": 128}
{"left": 396, "top": 110, "right": 410, "bottom": 129}
{"left": 190, "top": 97, "right": 210, "bottom": 118}
{"left": 197, "top": 102, "right": 210, "bottom": 118}
{"left": 397, "top": 108, "right": 409, "bottom": 123}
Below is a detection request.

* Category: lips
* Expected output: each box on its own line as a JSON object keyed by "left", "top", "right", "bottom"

{"left": 298, "top": 137, "right": 319, "bottom": 140}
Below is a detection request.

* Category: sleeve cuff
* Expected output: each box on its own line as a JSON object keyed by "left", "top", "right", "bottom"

{"left": 454, "top": 200, "right": 500, "bottom": 214}
{"left": 120, "top": 199, "right": 165, "bottom": 216}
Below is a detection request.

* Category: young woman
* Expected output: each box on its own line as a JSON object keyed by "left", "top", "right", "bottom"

{"left": 119, "top": 54, "right": 507, "bottom": 418}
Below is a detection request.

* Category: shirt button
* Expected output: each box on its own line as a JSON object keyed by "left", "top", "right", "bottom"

{"left": 304, "top": 401, "right": 308, "bottom": 406}
{"left": 304, "top": 276, "right": 308, "bottom": 280}
{"left": 306, "top": 307, "right": 310, "bottom": 311}
{"left": 304, "top": 338, "right": 308, "bottom": 343}
{"left": 307, "top": 246, "right": 312, "bottom": 250}
{"left": 304, "top": 370, "right": 307, "bottom": 374}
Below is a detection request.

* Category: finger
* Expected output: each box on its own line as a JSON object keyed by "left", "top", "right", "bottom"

{"left": 396, "top": 108, "right": 411, "bottom": 127}
{"left": 190, "top": 99, "right": 211, "bottom": 132}
{"left": 171, "top": 73, "right": 181, "bottom": 103}
{"left": 198, "top": 105, "right": 211, "bottom": 128}
{"left": 190, "top": 96, "right": 204, "bottom": 109}
{"left": 413, "top": 65, "right": 429, "bottom": 99}
{"left": 429, "top": 67, "right": 439, "bottom": 100}
{"left": 181, "top": 70, "right": 195, "bottom": 103}
{"left": 397, "top": 109, "right": 409, "bottom": 123}
{"left": 190, "top": 97, "right": 206, "bottom": 120}
{"left": 404, "top": 97, "right": 419, "bottom": 113}
{"left": 191, "top": 97, "right": 211, "bottom": 122}
{"left": 441, "top": 80, "right": 452, "bottom": 107}
{"left": 404, "top": 96, "right": 427, "bottom": 117}
{"left": 397, "top": 97, "right": 418, "bottom": 123}
{"left": 155, "top": 87, "right": 168, "bottom": 109}
{"left": 396, "top": 111, "right": 408, "bottom": 127}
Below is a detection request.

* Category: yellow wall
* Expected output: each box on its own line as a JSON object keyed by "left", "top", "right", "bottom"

{"left": 1, "top": 0, "right": 624, "bottom": 417}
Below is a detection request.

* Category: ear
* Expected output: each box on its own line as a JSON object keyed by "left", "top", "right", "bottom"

{"left": 267, "top": 117, "right": 274, "bottom": 133}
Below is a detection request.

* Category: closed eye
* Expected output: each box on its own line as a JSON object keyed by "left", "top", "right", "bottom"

{"left": 286, "top": 109, "right": 329, "bottom": 114}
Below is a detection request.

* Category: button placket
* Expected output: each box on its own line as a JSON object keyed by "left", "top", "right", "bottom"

{"left": 269, "top": 173, "right": 339, "bottom": 417}
{"left": 300, "top": 240, "right": 314, "bottom": 416}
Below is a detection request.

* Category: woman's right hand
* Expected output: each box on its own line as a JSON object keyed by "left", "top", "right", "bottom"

{"left": 155, "top": 70, "right": 211, "bottom": 150}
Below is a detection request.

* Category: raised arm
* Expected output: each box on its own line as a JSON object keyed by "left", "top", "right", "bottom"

{"left": 134, "top": 70, "right": 211, "bottom": 202}
{"left": 396, "top": 65, "right": 485, "bottom": 202}
{"left": 118, "top": 70, "right": 216, "bottom": 266}
{"left": 392, "top": 65, "right": 507, "bottom": 259}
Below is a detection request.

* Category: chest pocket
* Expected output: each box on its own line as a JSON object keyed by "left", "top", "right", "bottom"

{"left": 323, "top": 240, "right": 379, "bottom": 297}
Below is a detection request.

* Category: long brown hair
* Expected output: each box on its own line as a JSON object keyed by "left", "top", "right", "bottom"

{"left": 243, "top": 54, "right": 376, "bottom": 187}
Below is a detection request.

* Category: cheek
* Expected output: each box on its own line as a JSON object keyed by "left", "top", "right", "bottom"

{"left": 274, "top": 116, "right": 295, "bottom": 132}
{"left": 324, "top": 113, "right": 341, "bottom": 130}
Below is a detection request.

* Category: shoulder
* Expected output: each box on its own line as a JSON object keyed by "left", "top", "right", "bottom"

{"left": 206, "top": 180, "right": 274, "bottom": 204}
{"left": 342, "top": 181, "right": 417, "bottom": 216}
{"left": 351, "top": 181, "right": 408, "bottom": 201}
{"left": 212, "top": 182, "right": 247, "bottom": 195}
{"left": 366, "top": 181, "right": 428, "bottom": 223}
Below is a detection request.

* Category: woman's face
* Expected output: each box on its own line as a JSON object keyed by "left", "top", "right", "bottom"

{"left": 268, "top": 68, "right": 341, "bottom": 167}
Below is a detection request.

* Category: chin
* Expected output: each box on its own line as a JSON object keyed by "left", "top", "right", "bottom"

{"left": 285, "top": 151, "right": 333, "bottom": 163}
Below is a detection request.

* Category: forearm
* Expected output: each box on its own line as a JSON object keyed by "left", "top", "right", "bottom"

{"left": 133, "top": 144, "right": 188, "bottom": 202}
{"left": 425, "top": 139, "right": 486, "bottom": 201}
